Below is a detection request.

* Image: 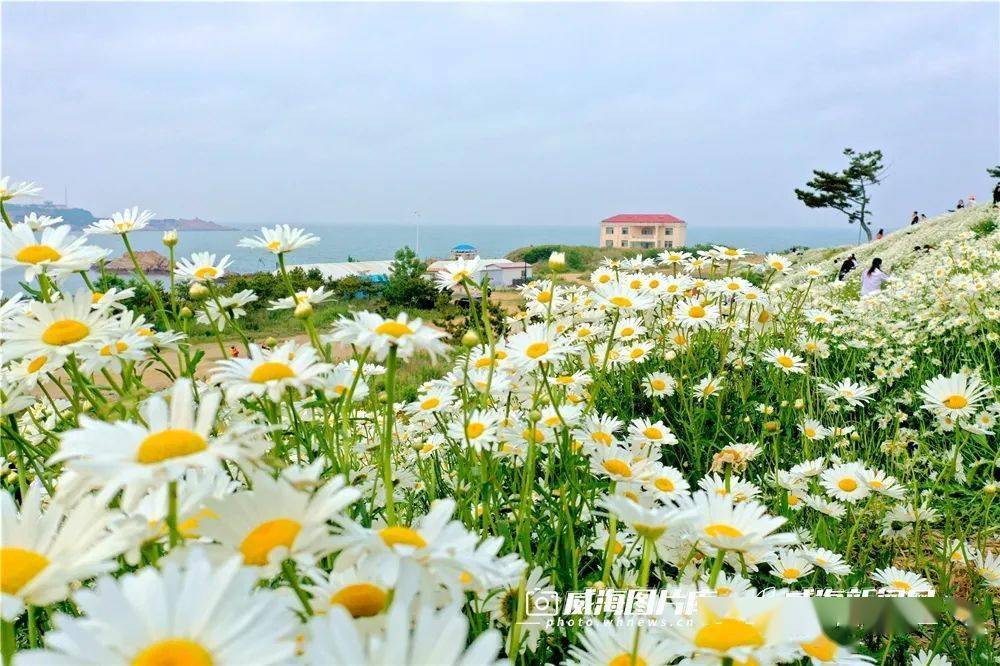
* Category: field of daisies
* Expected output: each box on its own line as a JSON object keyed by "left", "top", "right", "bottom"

{"left": 0, "top": 178, "right": 998, "bottom": 666}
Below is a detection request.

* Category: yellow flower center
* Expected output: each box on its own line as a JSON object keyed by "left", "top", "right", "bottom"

{"left": 800, "top": 634, "right": 838, "bottom": 662}
{"left": 137, "top": 429, "right": 208, "bottom": 464}
{"left": 650, "top": 477, "right": 674, "bottom": 493}
{"left": 138, "top": 328, "right": 154, "bottom": 337}
{"left": 620, "top": 327, "right": 635, "bottom": 337}
{"left": 650, "top": 379, "right": 666, "bottom": 390}
{"left": 592, "top": 431, "right": 612, "bottom": 446}
{"left": 420, "top": 397, "right": 441, "bottom": 410}
{"left": 630, "top": 348, "right": 645, "bottom": 359}
{"left": 537, "top": 291, "right": 552, "bottom": 303}
{"left": 788, "top": 493, "right": 800, "bottom": 506}
{"left": 330, "top": 583, "right": 388, "bottom": 618}
{"left": 602, "top": 458, "right": 632, "bottom": 478}
{"left": 525, "top": 342, "right": 550, "bottom": 359}
{"left": 132, "top": 639, "right": 213, "bottom": 666}
{"left": 249, "top": 361, "right": 295, "bottom": 383}
{"left": 91, "top": 292, "right": 105, "bottom": 304}
{"left": 642, "top": 427, "right": 663, "bottom": 440}
{"left": 375, "top": 321, "right": 414, "bottom": 338}
{"left": 176, "top": 508, "right": 218, "bottom": 538}
{"left": 716, "top": 586, "right": 732, "bottom": 596}
{"left": 266, "top": 240, "right": 282, "bottom": 251}
{"left": 694, "top": 618, "right": 765, "bottom": 652}
{"left": 27, "top": 356, "right": 47, "bottom": 374}
{"left": 869, "top": 480, "right": 884, "bottom": 489}
{"left": 610, "top": 296, "right": 632, "bottom": 308}
{"left": 379, "top": 526, "right": 427, "bottom": 549}
{"left": 194, "top": 266, "right": 219, "bottom": 279}
{"left": 891, "top": 580, "right": 911, "bottom": 591}
{"left": 42, "top": 319, "right": 90, "bottom": 346}
{"left": 598, "top": 274, "right": 611, "bottom": 283}
{"left": 837, "top": 478, "right": 858, "bottom": 492}
{"left": 943, "top": 394, "right": 968, "bottom": 409}
{"left": 704, "top": 523, "right": 744, "bottom": 539}
{"left": 688, "top": 305, "right": 706, "bottom": 318}
{"left": 15, "top": 244, "right": 62, "bottom": 264}
{"left": 629, "top": 279, "right": 642, "bottom": 289}
{"left": 804, "top": 428, "right": 816, "bottom": 438}
{"left": 100, "top": 341, "right": 129, "bottom": 356}
{"left": 0, "top": 548, "right": 50, "bottom": 595}
{"left": 782, "top": 568, "right": 801, "bottom": 579}
{"left": 239, "top": 518, "right": 302, "bottom": 566}
{"left": 777, "top": 356, "right": 794, "bottom": 368}
{"left": 522, "top": 428, "right": 545, "bottom": 442}
{"left": 609, "top": 655, "right": 646, "bottom": 666}
{"left": 466, "top": 422, "right": 486, "bottom": 439}
{"left": 556, "top": 375, "right": 574, "bottom": 384}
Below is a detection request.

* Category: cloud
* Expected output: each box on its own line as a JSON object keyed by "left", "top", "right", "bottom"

{"left": 2, "top": 2, "right": 996, "bottom": 227}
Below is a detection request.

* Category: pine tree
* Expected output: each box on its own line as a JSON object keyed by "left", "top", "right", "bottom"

{"left": 795, "top": 148, "right": 886, "bottom": 242}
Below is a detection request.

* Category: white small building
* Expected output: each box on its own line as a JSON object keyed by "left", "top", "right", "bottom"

{"left": 427, "top": 258, "right": 532, "bottom": 288}
{"left": 283, "top": 260, "right": 393, "bottom": 281}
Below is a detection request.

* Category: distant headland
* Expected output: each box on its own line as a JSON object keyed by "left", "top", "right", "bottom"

{"left": 5, "top": 202, "right": 232, "bottom": 231}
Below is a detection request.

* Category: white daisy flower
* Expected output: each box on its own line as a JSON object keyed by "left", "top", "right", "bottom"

{"left": 0, "top": 223, "right": 108, "bottom": 281}
{"left": 84, "top": 206, "right": 155, "bottom": 234}
{"left": 238, "top": 224, "right": 320, "bottom": 254}
{"left": 175, "top": 251, "right": 233, "bottom": 282}
{"left": 211, "top": 341, "right": 332, "bottom": 401}
{"left": 53, "top": 379, "right": 265, "bottom": 505}
{"left": 0, "top": 484, "right": 141, "bottom": 621}
{"left": 16, "top": 548, "right": 298, "bottom": 665}
{"left": 201, "top": 470, "right": 360, "bottom": 576}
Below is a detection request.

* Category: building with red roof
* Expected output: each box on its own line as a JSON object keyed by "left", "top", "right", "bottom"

{"left": 600, "top": 213, "right": 687, "bottom": 250}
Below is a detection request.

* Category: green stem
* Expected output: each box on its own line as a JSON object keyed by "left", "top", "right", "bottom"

{"left": 282, "top": 559, "right": 313, "bottom": 616}
{"left": 166, "top": 480, "right": 181, "bottom": 547}
{"left": 707, "top": 548, "right": 727, "bottom": 587}
{"left": 121, "top": 233, "right": 170, "bottom": 330}
{"left": 381, "top": 346, "right": 398, "bottom": 523}
{"left": 1, "top": 619, "right": 14, "bottom": 666}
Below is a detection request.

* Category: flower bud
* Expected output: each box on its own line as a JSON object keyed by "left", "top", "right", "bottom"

{"left": 294, "top": 300, "right": 313, "bottom": 319}
{"left": 265, "top": 336, "right": 278, "bottom": 347}
{"left": 548, "top": 251, "right": 567, "bottom": 271}
{"left": 162, "top": 229, "right": 179, "bottom": 247}
{"left": 528, "top": 409, "right": 542, "bottom": 423}
{"left": 664, "top": 350, "right": 677, "bottom": 361}
{"left": 188, "top": 283, "right": 209, "bottom": 301}
{"left": 461, "top": 330, "right": 480, "bottom": 348}
{"left": 179, "top": 306, "right": 193, "bottom": 319}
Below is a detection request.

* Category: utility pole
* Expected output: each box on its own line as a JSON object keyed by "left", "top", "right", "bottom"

{"left": 413, "top": 210, "right": 421, "bottom": 258}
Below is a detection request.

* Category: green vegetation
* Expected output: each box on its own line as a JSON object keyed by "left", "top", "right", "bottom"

{"left": 507, "top": 243, "right": 715, "bottom": 274}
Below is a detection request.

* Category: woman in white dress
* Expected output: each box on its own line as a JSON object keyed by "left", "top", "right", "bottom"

{"left": 860, "top": 257, "right": 889, "bottom": 297}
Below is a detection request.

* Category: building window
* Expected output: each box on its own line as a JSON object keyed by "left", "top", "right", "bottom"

{"left": 605, "top": 240, "right": 613, "bottom": 247}
{"left": 621, "top": 227, "right": 629, "bottom": 235}
{"left": 620, "top": 241, "right": 627, "bottom": 247}
{"left": 641, "top": 227, "right": 653, "bottom": 235}
{"left": 665, "top": 228, "right": 672, "bottom": 236}
{"left": 605, "top": 226, "right": 613, "bottom": 234}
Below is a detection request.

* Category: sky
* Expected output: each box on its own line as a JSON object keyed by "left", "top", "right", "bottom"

{"left": 2, "top": 2, "right": 997, "bottom": 230}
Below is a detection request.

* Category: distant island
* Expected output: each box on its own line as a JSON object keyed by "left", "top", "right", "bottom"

{"left": 5, "top": 202, "right": 232, "bottom": 231}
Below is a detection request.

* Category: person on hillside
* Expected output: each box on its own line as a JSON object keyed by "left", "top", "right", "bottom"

{"left": 921, "top": 213, "right": 928, "bottom": 221}
{"left": 993, "top": 182, "right": 1000, "bottom": 206}
{"left": 968, "top": 194, "right": 976, "bottom": 207}
{"left": 875, "top": 229, "right": 884, "bottom": 240}
{"left": 837, "top": 253, "right": 857, "bottom": 281}
{"left": 860, "top": 258, "right": 890, "bottom": 298}
{"left": 229, "top": 345, "right": 240, "bottom": 358}
{"left": 956, "top": 199, "right": 965, "bottom": 209}
{"left": 911, "top": 211, "right": 920, "bottom": 225}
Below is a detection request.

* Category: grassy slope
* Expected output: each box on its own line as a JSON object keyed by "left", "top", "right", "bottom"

{"left": 789, "top": 205, "right": 998, "bottom": 277}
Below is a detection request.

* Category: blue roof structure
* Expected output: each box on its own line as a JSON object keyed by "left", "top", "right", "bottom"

{"left": 453, "top": 243, "right": 477, "bottom": 251}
